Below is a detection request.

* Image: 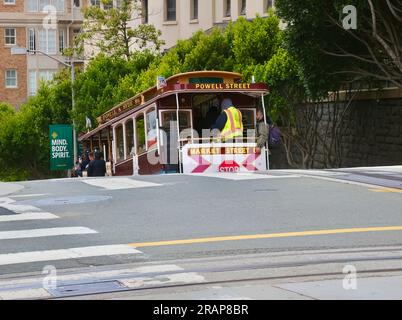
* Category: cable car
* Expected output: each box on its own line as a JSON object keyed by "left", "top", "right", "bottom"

{"left": 78, "top": 71, "right": 270, "bottom": 176}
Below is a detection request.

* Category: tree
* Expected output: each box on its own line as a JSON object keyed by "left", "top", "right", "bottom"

{"left": 77, "top": 0, "right": 163, "bottom": 60}
{"left": 72, "top": 52, "right": 156, "bottom": 132}
{"left": 0, "top": 102, "right": 14, "bottom": 120}
{"left": 181, "top": 29, "right": 234, "bottom": 72}
{"left": 0, "top": 83, "right": 72, "bottom": 181}
{"left": 276, "top": 0, "right": 402, "bottom": 96}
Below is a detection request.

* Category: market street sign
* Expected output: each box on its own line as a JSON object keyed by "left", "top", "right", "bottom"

{"left": 182, "top": 143, "right": 267, "bottom": 174}
{"left": 49, "top": 125, "right": 73, "bottom": 171}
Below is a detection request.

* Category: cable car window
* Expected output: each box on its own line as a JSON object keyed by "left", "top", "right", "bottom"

{"left": 146, "top": 108, "right": 157, "bottom": 149}
{"left": 161, "top": 111, "right": 191, "bottom": 131}
{"left": 115, "top": 124, "right": 124, "bottom": 161}
{"left": 192, "top": 94, "right": 220, "bottom": 134}
{"left": 136, "top": 114, "right": 146, "bottom": 154}
{"left": 125, "top": 119, "right": 134, "bottom": 158}
{"left": 240, "top": 108, "right": 256, "bottom": 132}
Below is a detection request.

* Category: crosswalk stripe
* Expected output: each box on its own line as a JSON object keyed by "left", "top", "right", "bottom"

{"left": 81, "top": 178, "right": 161, "bottom": 190}
{"left": 0, "top": 203, "right": 41, "bottom": 213}
{"left": 0, "top": 227, "right": 97, "bottom": 240}
{"left": 0, "top": 212, "right": 59, "bottom": 223}
{"left": 9, "top": 194, "right": 49, "bottom": 199}
{"left": 0, "top": 245, "right": 142, "bottom": 266}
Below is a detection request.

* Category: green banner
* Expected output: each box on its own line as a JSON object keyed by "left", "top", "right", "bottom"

{"left": 49, "top": 124, "right": 74, "bottom": 171}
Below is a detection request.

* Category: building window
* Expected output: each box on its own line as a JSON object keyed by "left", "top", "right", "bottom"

{"left": 28, "top": 28, "right": 36, "bottom": 52}
{"left": 239, "top": 0, "right": 246, "bottom": 15}
{"left": 27, "top": 0, "right": 64, "bottom": 12}
{"left": 90, "top": 0, "right": 100, "bottom": 7}
{"left": 73, "top": 0, "right": 80, "bottom": 7}
{"left": 141, "top": 0, "right": 148, "bottom": 24}
{"left": 190, "top": 0, "right": 198, "bottom": 20}
{"left": 224, "top": 0, "right": 231, "bottom": 17}
{"left": 39, "top": 29, "right": 57, "bottom": 54}
{"left": 54, "top": 0, "right": 64, "bottom": 11}
{"left": 59, "top": 29, "right": 65, "bottom": 53}
{"left": 4, "top": 28, "right": 16, "bottom": 45}
{"left": 4, "top": 0, "right": 16, "bottom": 4}
{"left": 103, "top": 0, "right": 113, "bottom": 10}
{"left": 264, "top": 0, "right": 273, "bottom": 12}
{"left": 28, "top": 71, "right": 37, "bottom": 96}
{"left": 5, "top": 70, "right": 17, "bottom": 88}
{"left": 39, "top": 70, "right": 57, "bottom": 83}
{"left": 27, "top": 0, "right": 38, "bottom": 11}
{"left": 165, "top": 0, "right": 176, "bottom": 21}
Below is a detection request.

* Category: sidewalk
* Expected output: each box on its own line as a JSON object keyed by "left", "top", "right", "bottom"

{"left": 0, "top": 182, "right": 24, "bottom": 197}
{"left": 275, "top": 274, "right": 402, "bottom": 300}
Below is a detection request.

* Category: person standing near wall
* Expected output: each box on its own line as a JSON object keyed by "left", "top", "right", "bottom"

{"left": 256, "top": 109, "right": 270, "bottom": 153}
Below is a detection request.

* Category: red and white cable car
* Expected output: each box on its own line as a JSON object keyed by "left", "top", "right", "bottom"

{"left": 79, "top": 71, "right": 270, "bottom": 176}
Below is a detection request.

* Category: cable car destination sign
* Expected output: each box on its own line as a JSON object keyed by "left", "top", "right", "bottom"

{"left": 49, "top": 124, "right": 74, "bottom": 171}
{"left": 182, "top": 143, "right": 267, "bottom": 174}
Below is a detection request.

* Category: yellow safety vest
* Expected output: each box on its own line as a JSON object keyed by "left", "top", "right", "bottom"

{"left": 221, "top": 107, "right": 243, "bottom": 140}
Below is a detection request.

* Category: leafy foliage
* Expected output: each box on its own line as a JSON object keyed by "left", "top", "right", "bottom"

{"left": 275, "top": 0, "right": 402, "bottom": 95}
{"left": 76, "top": 0, "right": 163, "bottom": 60}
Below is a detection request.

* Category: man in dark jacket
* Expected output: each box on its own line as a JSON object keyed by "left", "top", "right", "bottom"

{"left": 87, "top": 152, "right": 106, "bottom": 177}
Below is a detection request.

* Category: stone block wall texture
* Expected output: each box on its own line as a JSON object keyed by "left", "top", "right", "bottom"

{"left": 270, "top": 98, "right": 402, "bottom": 169}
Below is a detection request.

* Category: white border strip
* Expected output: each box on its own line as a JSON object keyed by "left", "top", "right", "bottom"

{"left": 0, "top": 245, "right": 142, "bottom": 266}
{"left": 0, "top": 212, "right": 58, "bottom": 222}
{"left": 0, "top": 227, "right": 97, "bottom": 240}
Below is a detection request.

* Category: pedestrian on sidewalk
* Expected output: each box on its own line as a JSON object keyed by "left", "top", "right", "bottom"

{"left": 87, "top": 152, "right": 106, "bottom": 177}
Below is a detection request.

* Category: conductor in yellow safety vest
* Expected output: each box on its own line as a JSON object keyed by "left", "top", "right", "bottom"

{"left": 211, "top": 98, "right": 243, "bottom": 141}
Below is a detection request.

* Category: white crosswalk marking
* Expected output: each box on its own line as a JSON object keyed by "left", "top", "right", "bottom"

{"left": 81, "top": 178, "right": 161, "bottom": 190}
{"left": 0, "top": 197, "right": 133, "bottom": 270}
{"left": 191, "top": 173, "right": 300, "bottom": 180}
{"left": 0, "top": 227, "right": 97, "bottom": 240}
{"left": 0, "top": 197, "right": 59, "bottom": 222}
{"left": 9, "top": 194, "right": 49, "bottom": 199}
{"left": 0, "top": 212, "right": 58, "bottom": 222}
{"left": 0, "top": 202, "right": 41, "bottom": 213}
{"left": 0, "top": 245, "right": 142, "bottom": 266}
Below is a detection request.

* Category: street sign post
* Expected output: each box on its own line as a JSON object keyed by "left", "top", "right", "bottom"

{"left": 49, "top": 125, "right": 74, "bottom": 171}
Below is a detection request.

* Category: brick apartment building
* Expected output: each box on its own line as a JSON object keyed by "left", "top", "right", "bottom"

{"left": 1, "top": 0, "right": 275, "bottom": 108}
{"left": 0, "top": 0, "right": 84, "bottom": 109}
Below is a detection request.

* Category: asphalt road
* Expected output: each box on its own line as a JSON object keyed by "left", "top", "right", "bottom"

{"left": 0, "top": 167, "right": 402, "bottom": 299}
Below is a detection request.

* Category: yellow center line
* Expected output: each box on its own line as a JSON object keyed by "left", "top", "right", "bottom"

{"left": 128, "top": 226, "right": 402, "bottom": 248}
{"left": 369, "top": 187, "right": 402, "bottom": 193}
